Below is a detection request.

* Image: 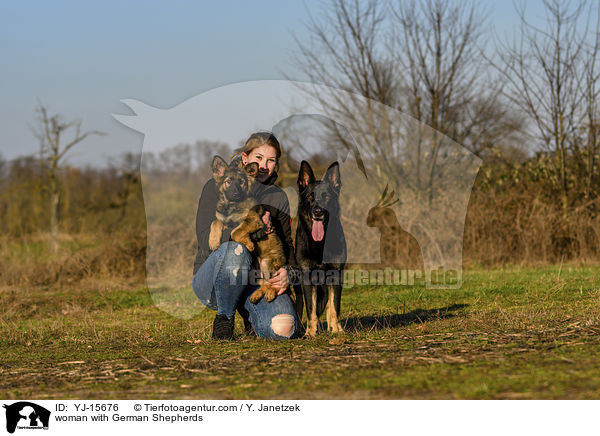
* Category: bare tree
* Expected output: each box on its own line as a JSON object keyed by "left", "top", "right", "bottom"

{"left": 33, "top": 103, "right": 104, "bottom": 251}
{"left": 293, "top": 0, "right": 397, "bottom": 182}
{"left": 295, "top": 0, "right": 395, "bottom": 107}
{"left": 393, "top": 0, "right": 494, "bottom": 140}
{"left": 293, "top": 0, "right": 516, "bottom": 196}
{"left": 495, "top": 0, "right": 600, "bottom": 218}
{"left": 292, "top": 0, "right": 500, "bottom": 274}
{"left": 582, "top": 6, "right": 600, "bottom": 201}
{"left": 391, "top": 0, "right": 519, "bottom": 201}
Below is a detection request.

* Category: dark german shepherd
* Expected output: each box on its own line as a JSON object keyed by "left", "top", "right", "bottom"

{"left": 294, "top": 161, "right": 346, "bottom": 336}
{"left": 209, "top": 155, "right": 287, "bottom": 304}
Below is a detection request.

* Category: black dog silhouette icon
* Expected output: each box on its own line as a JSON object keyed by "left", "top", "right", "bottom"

{"left": 3, "top": 402, "right": 50, "bottom": 434}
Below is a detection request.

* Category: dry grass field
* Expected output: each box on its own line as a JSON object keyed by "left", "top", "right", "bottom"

{"left": 2, "top": 264, "right": 599, "bottom": 399}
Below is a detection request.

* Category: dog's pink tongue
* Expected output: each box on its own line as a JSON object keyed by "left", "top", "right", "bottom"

{"left": 312, "top": 220, "right": 324, "bottom": 241}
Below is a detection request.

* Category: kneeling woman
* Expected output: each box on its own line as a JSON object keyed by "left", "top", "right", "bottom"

{"left": 192, "top": 132, "right": 299, "bottom": 340}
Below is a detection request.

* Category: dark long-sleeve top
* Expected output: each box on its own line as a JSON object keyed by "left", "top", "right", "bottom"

{"left": 193, "top": 173, "right": 296, "bottom": 275}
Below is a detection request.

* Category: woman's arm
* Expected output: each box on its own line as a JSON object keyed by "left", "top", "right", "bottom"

{"left": 193, "top": 179, "right": 218, "bottom": 274}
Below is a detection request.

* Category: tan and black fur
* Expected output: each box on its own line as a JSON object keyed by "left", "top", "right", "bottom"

{"left": 208, "top": 155, "right": 287, "bottom": 303}
{"left": 230, "top": 204, "right": 286, "bottom": 303}
{"left": 208, "top": 155, "right": 259, "bottom": 250}
{"left": 294, "top": 161, "right": 346, "bottom": 337}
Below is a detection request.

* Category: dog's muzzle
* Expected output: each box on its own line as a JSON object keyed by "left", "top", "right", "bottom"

{"left": 311, "top": 206, "right": 325, "bottom": 220}
{"left": 226, "top": 184, "right": 246, "bottom": 201}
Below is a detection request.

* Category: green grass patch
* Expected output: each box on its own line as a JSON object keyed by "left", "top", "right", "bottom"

{"left": 1, "top": 264, "right": 599, "bottom": 399}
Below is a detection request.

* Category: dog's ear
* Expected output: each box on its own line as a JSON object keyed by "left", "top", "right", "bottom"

{"left": 229, "top": 155, "right": 243, "bottom": 169}
{"left": 297, "top": 160, "right": 315, "bottom": 190}
{"left": 323, "top": 161, "right": 341, "bottom": 193}
{"left": 245, "top": 162, "right": 259, "bottom": 178}
{"left": 212, "top": 155, "right": 228, "bottom": 181}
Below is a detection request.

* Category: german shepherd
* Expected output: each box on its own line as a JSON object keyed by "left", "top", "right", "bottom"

{"left": 294, "top": 161, "right": 346, "bottom": 336}
{"left": 209, "top": 155, "right": 287, "bottom": 303}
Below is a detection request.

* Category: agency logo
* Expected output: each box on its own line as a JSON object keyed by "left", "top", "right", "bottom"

{"left": 114, "top": 80, "right": 480, "bottom": 318}
{"left": 2, "top": 402, "right": 50, "bottom": 434}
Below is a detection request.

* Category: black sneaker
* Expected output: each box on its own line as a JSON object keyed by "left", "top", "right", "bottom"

{"left": 212, "top": 314, "right": 235, "bottom": 340}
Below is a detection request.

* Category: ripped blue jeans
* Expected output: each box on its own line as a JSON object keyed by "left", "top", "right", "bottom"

{"left": 192, "top": 241, "right": 299, "bottom": 340}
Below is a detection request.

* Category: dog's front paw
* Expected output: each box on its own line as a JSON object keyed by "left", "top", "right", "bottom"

{"left": 303, "top": 328, "right": 317, "bottom": 338}
{"left": 304, "top": 319, "right": 318, "bottom": 337}
{"left": 264, "top": 288, "right": 278, "bottom": 302}
{"left": 249, "top": 290, "right": 263, "bottom": 304}
{"left": 208, "top": 234, "right": 221, "bottom": 251}
{"left": 209, "top": 221, "right": 223, "bottom": 250}
{"left": 328, "top": 322, "right": 344, "bottom": 334}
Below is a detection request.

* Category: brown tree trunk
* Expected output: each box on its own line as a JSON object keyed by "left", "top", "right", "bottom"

{"left": 50, "top": 179, "right": 59, "bottom": 253}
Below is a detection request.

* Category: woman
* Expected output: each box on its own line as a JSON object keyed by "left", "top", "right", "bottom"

{"left": 192, "top": 132, "right": 299, "bottom": 340}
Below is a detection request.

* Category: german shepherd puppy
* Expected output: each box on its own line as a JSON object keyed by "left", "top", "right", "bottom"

{"left": 230, "top": 204, "right": 287, "bottom": 303}
{"left": 209, "top": 155, "right": 287, "bottom": 303}
{"left": 295, "top": 161, "right": 346, "bottom": 336}
{"left": 208, "top": 155, "right": 258, "bottom": 251}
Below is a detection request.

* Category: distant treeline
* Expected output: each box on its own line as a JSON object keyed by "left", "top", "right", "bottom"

{"left": 0, "top": 153, "right": 145, "bottom": 236}
{"left": 1, "top": 139, "right": 599, "bottom": 288}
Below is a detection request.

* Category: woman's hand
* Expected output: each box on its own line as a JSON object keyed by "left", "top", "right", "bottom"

{"left": 268, "top": 267, "right": 289, "bottom": 295}
{"left": 262, "top": 211, "right": 274, "bottom": 234}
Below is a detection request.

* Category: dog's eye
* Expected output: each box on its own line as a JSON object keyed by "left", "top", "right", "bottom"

{"left": 309, "top": 193, "right": 314, "bottom": 200}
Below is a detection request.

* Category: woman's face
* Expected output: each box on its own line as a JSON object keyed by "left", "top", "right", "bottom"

{"left": 242, "top": 144, "right": 278, "bottom": 183}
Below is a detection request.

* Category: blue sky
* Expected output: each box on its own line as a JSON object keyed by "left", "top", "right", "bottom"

{"left": 0, "top": 1, "right": 547, "bottom": 166}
